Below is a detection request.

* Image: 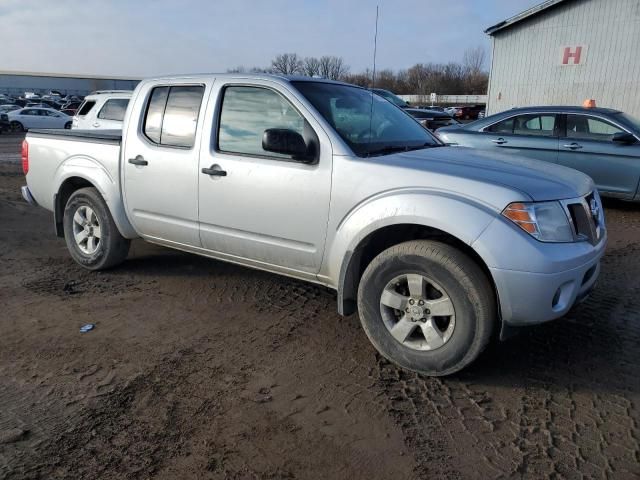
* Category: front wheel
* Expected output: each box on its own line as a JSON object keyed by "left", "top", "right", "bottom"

{"left": 63, "top": 187, "right": 130, "bottom": 270}
{"left": 10, "top": 121, "right": 24, "bottom": 133}
{"left": 64, "top": 121, "right": 72, "bottom": 129}
{"left": 357, "top": 240, "right": 496, "bottom": 376}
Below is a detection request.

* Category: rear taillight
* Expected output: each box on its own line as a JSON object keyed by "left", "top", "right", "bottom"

{"left": 21, "top": 140, "right": 29, "bottom": 175}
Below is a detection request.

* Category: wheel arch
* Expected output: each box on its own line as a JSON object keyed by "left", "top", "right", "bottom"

{"left": 54, "top": 169, "right": 137, "bottom": 239}
{"left": 336, "top": 223, "right": 499, "bottom": 321}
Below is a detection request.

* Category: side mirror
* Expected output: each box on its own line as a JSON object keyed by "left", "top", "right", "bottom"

{"left": 262, "top": 128, "right": 312, "bottom": 161}
{"left": 612, "top": 132, "right": 637, "bottom": 144}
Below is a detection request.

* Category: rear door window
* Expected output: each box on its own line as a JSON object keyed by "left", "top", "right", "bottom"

{"left": 487, "top": 114, "right": 557, "bottom": 136}
{"left": 97, "top": 98, "right": 129, "bottom": 121}
{"left": 486, "top": 117, "right": 514, "bottom": 133}
{"left": 143, "top": 85, "right": 204, "bottom": 148}
{"left": 513, "top": 114, "right": 556, "bottom": 136}
{"left": 77, "top": 101, "right": 96, "bottom": 116}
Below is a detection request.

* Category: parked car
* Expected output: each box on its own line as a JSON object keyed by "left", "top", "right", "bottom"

{"left": 21, "top": 74, "right": 606, "bottom": 376}
{"left": 372, "top": 88, "right": 460, "bottom": 131}
{"left": 449, "top": 105, "right": 486, "bottom": 120}
{"left": 8, "top": 107, "right": 72, "bottom": 131}
{"left": 73, "top": 91, "right": 132, "bottom": 130}
{"left": 0, "top": 104, "right": 22, "bottom": 114}
{"left": 437, "top": 106, "right": 640, "bottom": 201}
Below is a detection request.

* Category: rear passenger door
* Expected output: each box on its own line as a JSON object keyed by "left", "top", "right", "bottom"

{"left": 94, "top": 98, "right": 129, "bottom": 129}
{"left": 481, "top": 113, "right": 560, "bottom": 164}
{"left": 558, "top": 114, "right": 640, "bottom": 198}
{"left": 123, "top": 83, "right": 207, "bottom": 246}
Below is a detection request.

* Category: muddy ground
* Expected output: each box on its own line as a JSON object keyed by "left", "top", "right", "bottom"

{"left": 1, "top": 132, "right": 639, "bottom": 479}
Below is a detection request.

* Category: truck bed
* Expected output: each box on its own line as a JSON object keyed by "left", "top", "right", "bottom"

{"left": 24, "top": 129, "right": 123, "bottom": 214}
{"left": 27, "top": 129, "right": 122, "bottom": 144}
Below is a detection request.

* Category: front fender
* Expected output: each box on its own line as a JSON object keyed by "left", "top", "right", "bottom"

{"left": 324, "top": 190, "right": 499, "bottom": 288}
{"left": 54, "top": 156, "right": 138, "bottom": 239}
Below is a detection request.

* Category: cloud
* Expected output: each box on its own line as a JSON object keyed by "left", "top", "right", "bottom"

{"left": 0, "top": 0, "right": 537, "bottom": 77}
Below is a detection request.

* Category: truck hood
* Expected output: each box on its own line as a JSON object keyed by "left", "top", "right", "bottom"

{"left": 386, "top": 145, "right": 594, "bottom": 202}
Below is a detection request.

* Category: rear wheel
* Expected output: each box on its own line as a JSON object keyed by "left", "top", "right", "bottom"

{"left": 63, "top": 187, "right": 130, "bottom": 270}
{"left": 357, "top": 240, "right": 496, "bottom": 376}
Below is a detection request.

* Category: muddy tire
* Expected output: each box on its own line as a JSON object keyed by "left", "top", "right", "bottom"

{"left": 10, "top": 121, "right": 24, "bottom": 133}
{"left": 357, "top": 240, "right": 496, "bottom": 376}
{"left": 63, "top": 187, "right": 130, "bottom": 270}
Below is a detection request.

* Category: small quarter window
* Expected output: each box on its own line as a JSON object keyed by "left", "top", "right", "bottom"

{"left": 77, "top": 101, "right": 96, "bottom": 116}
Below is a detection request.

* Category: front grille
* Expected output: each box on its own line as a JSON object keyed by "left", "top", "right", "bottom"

{"left": 0, "top": 114, "right": 7, "bottom": 121}
{"left": 563, "top": 192, "right": 603, "bottom": 245}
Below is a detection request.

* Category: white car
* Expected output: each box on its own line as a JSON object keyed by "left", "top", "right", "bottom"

{"left": 73, "top": 91, "right": 132, "bottom": 130}
{"left": 8, "top": 107, "right": 72, "bottom": 132}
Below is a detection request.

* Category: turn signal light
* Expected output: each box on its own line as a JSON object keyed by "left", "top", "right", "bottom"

{"left": 21, "top": 140, "right": 29, "bottom": 175}
{"left": 502, "top": 203, "right": 538, "bottom": 234}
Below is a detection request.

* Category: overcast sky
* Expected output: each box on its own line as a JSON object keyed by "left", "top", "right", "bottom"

{"left": 0, "top": 0, "right": 538, "bottom": 78}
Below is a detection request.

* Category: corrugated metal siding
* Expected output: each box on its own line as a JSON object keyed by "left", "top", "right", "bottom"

{"left": 487, "top": 0, "right": 640, "bottom": 117}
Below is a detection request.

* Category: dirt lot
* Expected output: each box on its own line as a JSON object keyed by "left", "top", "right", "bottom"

{"left": 1, "top": 132, "right": 639, "bottom": 479}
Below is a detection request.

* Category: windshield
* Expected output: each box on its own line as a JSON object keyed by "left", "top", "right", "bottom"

{"left": 373, "top": 89, "right": 409, "bottom": 108}
{"left": 292, "top": 81, "right": 439, "bottom": 157}
{"left": 616, "top": 112, "right": 640, "bottom": 132}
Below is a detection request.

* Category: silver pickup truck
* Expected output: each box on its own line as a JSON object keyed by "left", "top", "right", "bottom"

{"left": 21, "top": 74, "right": 607, "bottom": 375}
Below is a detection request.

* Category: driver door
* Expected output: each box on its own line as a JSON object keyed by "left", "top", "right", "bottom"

{"left": 558, "top": 114, "right": 640, "bottom": 199}
{"left": 197, "top": 82, "right": 332, "bottom": 275}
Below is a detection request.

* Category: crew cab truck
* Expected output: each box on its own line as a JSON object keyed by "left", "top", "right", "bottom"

{"left": 21, "top": 74, "right": 607, "bottom": 376}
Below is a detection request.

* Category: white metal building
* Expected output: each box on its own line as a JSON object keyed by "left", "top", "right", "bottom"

{"left": 0, "top": 71, "right": 140, "bottom": 96}
{"left": 485, "top": 0, "right": 640, "bottom": 117}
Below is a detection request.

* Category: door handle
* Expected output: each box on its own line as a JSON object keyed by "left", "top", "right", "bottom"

{"left": 563, "top": 142, "right": 583, "bottom": 150}
{"left": 491, "top": 138, "right": 507, "bottom": 145}
{"left": 92, "top": 122, "right": 100, "bottom": 128}
{"left": 201, "top": 164, "right": 227, "bottom": 176}
{"left": 128, "top": 155, "right": 148, "bottom": 166}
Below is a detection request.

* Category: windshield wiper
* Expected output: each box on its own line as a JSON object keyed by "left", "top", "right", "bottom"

{"left": 365, "top": 143, "right": 442, "bottom": 157}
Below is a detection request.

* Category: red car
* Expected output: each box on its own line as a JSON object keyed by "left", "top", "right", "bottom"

{"left": 452, "top": 105, "right": 485, "bottom": 120}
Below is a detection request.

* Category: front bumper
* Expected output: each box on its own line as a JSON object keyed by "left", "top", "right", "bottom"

{"left": 473, "top": 210, "right": 607, "bottom": 327}
{"left": 490, "top": 252, "right": 602, "bottom": 326}
{"left": 21, "top": 185, "right": 38, "bottom": 206}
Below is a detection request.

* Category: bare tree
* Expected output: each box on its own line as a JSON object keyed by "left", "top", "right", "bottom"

{"left": 301, "top": 57, "right": 321, "bottom": 77}
{"left": 463, "top": 46, "right": 487, "bottom": 74}
{"left": 270, "top": 53, "right": 303, "bottom": 75}
{"left": 318, "top": 56, "right": 349, "bottom": 80}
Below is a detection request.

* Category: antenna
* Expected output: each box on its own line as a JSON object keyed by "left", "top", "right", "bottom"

{"left": 367, "top": 5, "right": 379, "bottom": 156}
{"left": 372, "top": 5, "right": 379, "bottom": 88}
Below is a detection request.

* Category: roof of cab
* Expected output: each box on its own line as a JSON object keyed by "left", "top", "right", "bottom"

{"left": 139, "top": 73, "right": 354, "bottom": 87}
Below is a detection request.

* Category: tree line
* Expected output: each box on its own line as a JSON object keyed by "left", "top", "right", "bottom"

{"left": 227, "top": 47, "right": 488, "bottom": 95}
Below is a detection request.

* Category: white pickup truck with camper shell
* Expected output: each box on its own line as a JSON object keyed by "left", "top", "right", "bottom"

{"left": 20, "top": 74, "right": 606, "bottom": 375}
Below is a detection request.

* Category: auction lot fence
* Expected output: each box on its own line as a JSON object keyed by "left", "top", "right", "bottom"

{"left": 399, "top": 94, "right": 487, "bottom": 105}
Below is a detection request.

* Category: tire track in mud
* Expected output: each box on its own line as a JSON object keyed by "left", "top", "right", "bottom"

{"left": 374, "top": 241, "right": 640, "bottom": 479}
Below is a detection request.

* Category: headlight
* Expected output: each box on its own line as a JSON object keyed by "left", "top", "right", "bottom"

{"left": 502, "top": 201, "right": 574, "bottom": 242}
